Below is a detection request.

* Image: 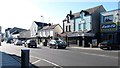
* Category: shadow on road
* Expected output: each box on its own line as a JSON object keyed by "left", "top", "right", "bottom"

{"left": 9, "top": 54, "right": 39, "bottom": 68}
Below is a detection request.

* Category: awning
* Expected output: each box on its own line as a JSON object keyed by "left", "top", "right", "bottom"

{"left": 59, "top": 32, "right": 95, "bottom": 37}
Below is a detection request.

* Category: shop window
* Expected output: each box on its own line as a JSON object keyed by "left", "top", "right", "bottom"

{"left": 103, "top": 15, "right": 113, "bottom": 22}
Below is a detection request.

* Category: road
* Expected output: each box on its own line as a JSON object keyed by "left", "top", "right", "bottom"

{"left": 0, "top": 42, "right": 119, "bottom": 68}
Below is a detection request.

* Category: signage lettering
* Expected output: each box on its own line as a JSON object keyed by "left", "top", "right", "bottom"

{"left": 101, "top": 24, "right": 116, "bottom": 29}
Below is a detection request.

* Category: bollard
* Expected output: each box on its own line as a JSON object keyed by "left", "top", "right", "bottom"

{"left": 21, "top": 49, "right": 29, "bottom": 68}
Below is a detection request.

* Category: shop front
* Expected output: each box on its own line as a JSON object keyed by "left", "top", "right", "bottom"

{"left": 100, "top": 9, "right": 120, "bottom": 47}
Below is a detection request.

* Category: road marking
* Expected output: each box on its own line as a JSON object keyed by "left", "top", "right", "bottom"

{"left": 31, "top": 56, "right": 63, "bottom": 68}
{"left": 80, "top": 52, "right": 118, "bottom": 59}
{"left": 32, "top": 60, "right": 41, "bottom": 64}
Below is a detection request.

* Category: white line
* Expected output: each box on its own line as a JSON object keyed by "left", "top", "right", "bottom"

{"left": 32, "top": 60, "right": 41, "bottom": 64}
{"left": 80, "top": 52, "right": 118, "bottom": 59}
{"left": 31, "top": 56, "right": 62, "bottom": 67}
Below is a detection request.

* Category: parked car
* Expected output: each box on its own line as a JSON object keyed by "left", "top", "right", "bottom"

{"left": 6, "top": 38, "right": 13, "bottom": 44}
{"left": 22, "top": 40, "right": 25, "bottom": 45}
{"left": 48, "top": 40, "right": 67, "bottom": 49}
{"left": 14, "top": 40, "right": 22, "bottom": 45}
{"left": 25, "top": 40, "right": 37, "bottom": 48}
{"left": 98, "top": 40, "right": 113, "bottom": 50}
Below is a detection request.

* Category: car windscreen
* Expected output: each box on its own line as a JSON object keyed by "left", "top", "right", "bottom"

{"left": 50, "top": 40, "right": 57, "bottom": 44}
{"left": 56, "top": 41, "right": 66, "bottom": 45}
{"left": 101, "top": 41, "right": 111, "bottom": 44}
{"left": 30, "top": 40, "right": 36, "bottom": 43}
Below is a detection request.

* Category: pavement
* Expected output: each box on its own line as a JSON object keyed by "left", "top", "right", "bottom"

{"left": 0, "top": 51, "right": 21, "bottom": 68}
{"left": 0, "top": 43, "right": 35, "bottom": 68}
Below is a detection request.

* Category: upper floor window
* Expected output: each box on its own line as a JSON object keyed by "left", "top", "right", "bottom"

{"left": 78, "top": 24, "right": 81, "bottom": 30}
{"left": 83, "top": 23, "right": 86, "bottom": 30}
{"left": 66, "top": 26, "right": 68, "bottom": 32}
{"left": 69, "top": 25, "right": 71, "bottom": 32}
{"left": 103, "top": 15, "right": 113, "bottom": 22}
{"left": 80, "top": 12, "right": 85, "bottom": 19}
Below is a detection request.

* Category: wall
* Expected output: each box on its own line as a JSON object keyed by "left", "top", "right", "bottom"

{"left": 92, "top": 6, "right": 106, "bottom": 33}
{"left": 64, "top": 19, "right": 74, "bottom": 32}
{"left": 30, "top": 22, "right": 38, "bottom": 37}
{"left": 54, "top": 25, "right": 63, "bottom": 34}
{"left": 75, "top": 15, "right": 91, "bottom": 32}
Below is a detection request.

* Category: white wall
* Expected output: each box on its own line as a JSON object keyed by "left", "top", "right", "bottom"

{"left": 38, "top": 24, "right": 62, "bottom": 38}
{"left": 30, "top": 22, "right": 38, "bottom": 37}
{"left": 54, "top": 25, "right": 63, "bottom": 34}
{"left": 64, "top": 19, "right": 74, "bottom": 32}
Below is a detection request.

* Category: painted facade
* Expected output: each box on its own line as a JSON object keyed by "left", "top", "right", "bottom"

{"left": 74, "top": 13, "right": 91, "bottom": 32}
{"left": 63, "top": 5, "right": 106, "bottom": 47}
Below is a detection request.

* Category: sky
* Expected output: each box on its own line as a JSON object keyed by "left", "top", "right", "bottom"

{"left": 0, "top": 0, "right": 119, "bottom": 33}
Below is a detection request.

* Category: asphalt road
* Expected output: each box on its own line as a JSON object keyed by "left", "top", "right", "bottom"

{"left": 0, "top": 42, "right": 119, "bottom": 68}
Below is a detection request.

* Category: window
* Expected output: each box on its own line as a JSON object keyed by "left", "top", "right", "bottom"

{"left": 103, "top": 15, "right": 113, "bottom": 22}
{"left": 66, "top": 26, "right": 68, "bottom": 32}
{"left": 69, "top": 25, "right": 71, "bottom": 32}
{"left": 78, "top": 24, "right": 81, "bottom": 30}
{"left": 83, "top": 22, "right": 86, "bottom": 30}
{"left": 80, "top": 12, "right": 85, "bottom": 19}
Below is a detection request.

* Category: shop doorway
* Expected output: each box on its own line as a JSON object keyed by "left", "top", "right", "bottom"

{"left": 108, "top": 34, "right": 113, "bottom": 40}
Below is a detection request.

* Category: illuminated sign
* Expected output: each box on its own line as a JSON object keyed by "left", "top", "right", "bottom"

{"left": 101, "top": 23, "right": 116, "bottom": 29}
{"left": 101, "top": 23, "right": 118, "bottom": 32}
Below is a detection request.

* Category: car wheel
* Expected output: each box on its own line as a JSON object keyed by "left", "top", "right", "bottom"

{"left": 108, "top": 47, "right": 112, "bottom": 50}
{"left": 100, "top": 48, "right": 104, "bottom": 50}
{"left": 63, "top": 47, "right": 66, "bottom": 49}
{"left": 35, "top": 46, "right": 37, "bottom": 48}
{"left": 28, "top": 45, "right": 30, "bottom": 48}
{"left": 54, "top": 46, "right": 56, "bottom": 49}
{"left": 56, "top": 46, "right": 59, "bottom": 49}
{"left": 49, "top": 46, "right": 52, "bottom": 48}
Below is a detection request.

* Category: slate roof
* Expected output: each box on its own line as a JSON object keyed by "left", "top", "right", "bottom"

{"left": 34, "top": 21, "right": 49, "bottom": 27}
{"left": 73, "top": 5, "right": 104, "bottom": 18}
{"left": 40, "top": 24, "right": 60, "bottom": 30}
{"left": 9, "top": 27, "right": 27, "bottom": 34}
{"left": 19, "top": 30, "right": 30, "bottom": 38}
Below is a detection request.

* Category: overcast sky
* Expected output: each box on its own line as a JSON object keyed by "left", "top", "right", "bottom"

{"left": 0, "top": 0, "right": 119, "bottom": 33}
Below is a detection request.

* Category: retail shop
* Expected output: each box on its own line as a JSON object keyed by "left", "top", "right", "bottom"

{"left": 100, "top": 9, "right": 120, "bottom": 46}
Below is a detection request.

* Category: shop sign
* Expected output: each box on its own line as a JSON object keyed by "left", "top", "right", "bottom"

{"left": 101, "top": 24, "right": 116, "bottom": 29}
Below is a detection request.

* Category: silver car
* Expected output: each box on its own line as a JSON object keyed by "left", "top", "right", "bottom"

{"left": 14, "top": 40, "right": 22, "bottom": 45}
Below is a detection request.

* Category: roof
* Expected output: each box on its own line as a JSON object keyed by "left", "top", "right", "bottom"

{"left": 9, "top": 27, "right": 27, "bottom": 34}
{"left": 83, "top": 5, "right": 103, "bottom": 14}
{"left": 73, "top": 5, "right": 104, "bottom": 18}
{"left": 41, "top": 24, "right": 59, "bottom": 30}
{"left": 34, "top": 21, "right": 49, "bottom": 27}
{"left": 101, "top": 9, "right": 120, "bottom": 14}
{"left": 19, "top": 30, "right": 30, "bottom": 38}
